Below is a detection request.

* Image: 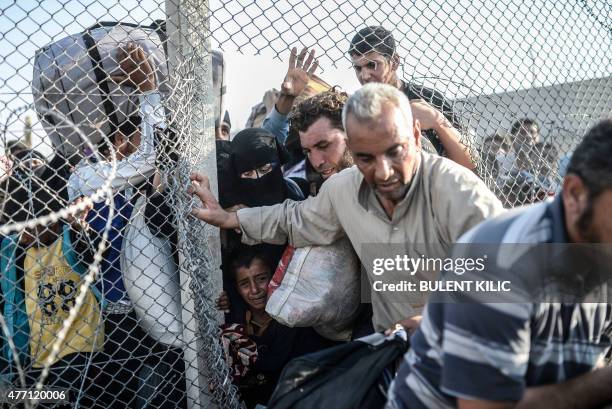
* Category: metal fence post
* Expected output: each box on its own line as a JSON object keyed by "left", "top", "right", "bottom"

{"left": 165, "top": 0, "right": 222, "bottom": 408}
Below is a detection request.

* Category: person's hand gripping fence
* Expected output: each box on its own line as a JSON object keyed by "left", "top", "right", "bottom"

{"left": 110, "top": 42, "right": 156, "bottom": 92}
{"left": 189, "top": 172, "right": 240, "bottom": 231}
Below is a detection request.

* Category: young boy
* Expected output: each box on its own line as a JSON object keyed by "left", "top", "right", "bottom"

{"left": 218, "top": 246, "right": 334, "bottom": 409}
{"left": 1, "top": 171, "right": 103, "bottom": 406}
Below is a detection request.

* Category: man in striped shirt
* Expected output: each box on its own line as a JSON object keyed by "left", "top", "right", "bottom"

{"left": 387, "top": 120, "right": 612, "bottom": 409}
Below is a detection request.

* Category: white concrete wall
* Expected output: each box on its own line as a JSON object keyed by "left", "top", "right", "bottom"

{"left": 456, "top": 76, "right": 612, "bottom": 153}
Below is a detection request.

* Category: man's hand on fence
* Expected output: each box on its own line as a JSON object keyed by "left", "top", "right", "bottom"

{"left": 276, "top": 47, "right": 319, "bottom": 114}
{"left": 224, "top": 204, "right": 248, "bottom": 213}
{"left": 110, "top": 42, "right": 156, "bottom": 92}
{"left": 189, "top": 172, "right": 240, "bottom": 230}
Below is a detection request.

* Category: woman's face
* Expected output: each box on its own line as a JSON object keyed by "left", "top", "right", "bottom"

{"left": 239, "top": 162, "right": 275, "bottom": 179}
{"left": 234, "top": 258, "right": 272, "bottom": 312}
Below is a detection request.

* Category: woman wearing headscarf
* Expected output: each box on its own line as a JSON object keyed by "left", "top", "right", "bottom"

{"left": 229, "top": 127, "right": 303, "bottom": 207}
{"left": 217, "top": 127, "right": 304, "bottom": 324}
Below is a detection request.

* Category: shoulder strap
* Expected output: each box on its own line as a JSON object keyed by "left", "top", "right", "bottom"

{"left": 82, "top": 29, "right": 119, "bottom": 139}
{"left": 87, "top": 21, "right": 139, "bottom": 30}
{"left": 150, "top": 20, "right": 168, "bottom": 55}
{"left": 61, "top": 225, "right": 86, "bottom": 276}
{"left": 0, "top": 235, "right": 20, "bottom": 309}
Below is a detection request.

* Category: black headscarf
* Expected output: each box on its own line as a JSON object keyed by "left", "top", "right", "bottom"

{"left": 220, "top": 130, "right": 293, "bottom": 320}
{"left": 230, "top": 128, "right": 289, "bottom": 207}
{"left": 217, "top": 139, "right": 240, "bottom": 209}
{"left": 10, "top": 149, "right": 46, "bottom": 178}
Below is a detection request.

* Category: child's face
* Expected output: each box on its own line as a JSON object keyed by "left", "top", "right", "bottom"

{"left": 234, "top": 258, "right": 272, "bottom": 312}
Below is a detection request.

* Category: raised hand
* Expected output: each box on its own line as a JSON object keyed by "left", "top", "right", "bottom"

{"left": 281, "top": 47, "right": 319, "bottom": 98}
{"left": 110, "top": 42, "right": 156, "bottom": 92}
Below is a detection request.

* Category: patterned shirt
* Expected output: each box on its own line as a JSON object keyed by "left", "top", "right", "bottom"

{"left": 387, "top": 195, "right": 612, "bottom": 408}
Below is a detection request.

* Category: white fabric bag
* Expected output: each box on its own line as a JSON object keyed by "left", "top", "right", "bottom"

{"left": 32, "top": 22, "right": 169, "bottom": 159}
{"left": 266, "top": 238, "right": 361, "bottom": 341}
{"left": 121, "top": 195, "right": 183, "bottom": 347}
{"left": 33, "top": 22, "right": 227, "bottom": 161}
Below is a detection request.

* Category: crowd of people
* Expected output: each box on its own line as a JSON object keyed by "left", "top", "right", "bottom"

{"left": 0, "top": 23, "right": 610, "bottom": 409}
{"left": 480, "top": 118, "right": 564, "bottom": 207}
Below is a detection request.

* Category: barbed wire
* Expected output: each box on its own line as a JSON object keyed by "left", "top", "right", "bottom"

{"left": 0, "top": 108, "right": 117, "bottom": 409}
{"left": 0, "top": 1, "right": 610, "bottom": 408}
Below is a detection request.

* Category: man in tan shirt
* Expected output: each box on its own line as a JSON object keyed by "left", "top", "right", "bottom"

{"left": 190, "top": 83, "right": 504, "bottom": 331}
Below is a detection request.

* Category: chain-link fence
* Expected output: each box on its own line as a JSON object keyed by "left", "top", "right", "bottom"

{"left": 0, "top": 0, "right": 611, "bottom": 408}
{"left": 209, "top": 0, "right": 610, "bottom": 208}
{"left": 1, "top": 1, "right": 241, "bottom": 408}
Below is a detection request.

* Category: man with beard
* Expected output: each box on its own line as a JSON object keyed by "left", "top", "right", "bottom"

{"left": 288, "top": 89, "right": 354, "bottom": 195}
{"left": 190, "top": 83, "right": 504, "bottom": 332}
{"left": 387, "top": 120, "right": 612, "bottom": 409}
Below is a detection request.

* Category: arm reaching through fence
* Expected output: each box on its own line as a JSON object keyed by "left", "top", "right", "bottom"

{"left": 190, "top": 170, "right": 345, "bottom": 247}
{"left": 189, "top": 173, "right": 240, "bottom": 230}
{"left": 410, "top": 99, "right": 475, "bottom": 170}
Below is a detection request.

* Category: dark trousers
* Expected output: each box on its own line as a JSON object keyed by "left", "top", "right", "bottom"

{"left": 19, "top": 353, "right": 93, "bottom": 409}
{"left": 84, "top": 311, "right": 186, "bottom": 409}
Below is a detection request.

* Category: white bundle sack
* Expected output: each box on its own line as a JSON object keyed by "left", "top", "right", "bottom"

{"left": 32, "top": 22, "right": 169, "bottom": 159}
{"left": 121, "top": 195, "right": 183, "bottom": 347}
{"left": 266, "top": 238, "right": 361, "bottom": 341}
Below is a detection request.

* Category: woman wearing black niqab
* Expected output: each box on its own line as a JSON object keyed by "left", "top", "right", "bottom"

{"left": 218, "top": 128, "right": 304, "bottom": 324}
{"left": 229, "top": 128, "right": 303, "bottom": 207}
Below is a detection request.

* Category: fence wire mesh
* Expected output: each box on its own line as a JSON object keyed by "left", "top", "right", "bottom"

{"left": 0, "top": 0, "right": 611, "bottom": 408}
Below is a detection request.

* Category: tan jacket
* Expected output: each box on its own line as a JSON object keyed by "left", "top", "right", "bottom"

{"left": 238, "top": 152, "right": 505, "bottom": 330}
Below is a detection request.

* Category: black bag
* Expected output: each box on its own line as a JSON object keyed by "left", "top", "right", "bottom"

{"left": 267, "top": 330, "right": 409, "bottom": 409}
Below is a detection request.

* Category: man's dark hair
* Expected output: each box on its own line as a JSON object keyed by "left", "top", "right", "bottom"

{"left": 228, "top": 246, "right": 274, "bottom": 284}
{"left": 289, "top": 88, "right": 349, "bottom": 137}
{"left": 3, "top": 170, "right": 64, "bottom": 223}
{"left": 535, "top": 141, "right": 559, "bottom": 159}
{"left": 348, "top": 26, "right": 396, "bottom": 59}
{"left": 566, "top": 120, "right": 612, "bottom": 198}
{"left": 483, "top": 132, "right": 508, "bottom": 146}
{"left": 5, "top": 140, "right": 29, "bottom": 156}
{"left": 510, "top": 118, "right": 539, "bottom": 135}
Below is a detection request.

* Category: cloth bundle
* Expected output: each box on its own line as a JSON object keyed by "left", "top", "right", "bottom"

{"left": 266, "top": 238, "right": 361, "bottom": 341}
